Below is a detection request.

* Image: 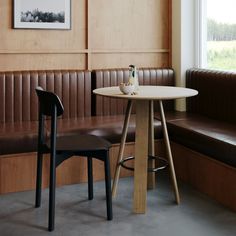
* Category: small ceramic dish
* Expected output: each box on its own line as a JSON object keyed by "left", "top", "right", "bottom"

{"left": 119, "top": 83, "right": 135, "bottom": 95}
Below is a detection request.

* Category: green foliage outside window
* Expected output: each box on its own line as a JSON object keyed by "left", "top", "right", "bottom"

{"left": 207, "top": 19, "right": 236, "bottom": 71}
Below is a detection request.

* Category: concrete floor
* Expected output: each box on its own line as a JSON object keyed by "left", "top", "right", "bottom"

{"left": 0, "top": 171, "right": 236, "bottom": 236}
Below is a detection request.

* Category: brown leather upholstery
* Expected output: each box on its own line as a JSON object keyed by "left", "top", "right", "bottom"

{"left": 162, "top": 69, "right": 236, "bottom": 167}
{"left": 186, "top": 68, "right": 236, "bottom": 123}
{"left": 0, "top": 114, "right": 162, "bottom": 155}
{"left": 0, "top": 70, "right": 91, "bottom": 123}
{"left": 0, "top": 121, "right": 39, "bottom": 155}
{"left": 92, "top": 68, "right": 175, "bottom": 116}
{"left": 154, "top": 111, "right": 189, "bottom": 122}
{"left": 55, "top": 115, "right": 163, "bottom": 144}
{"left": 0, "top": 70, "right": 91, "bottom": 155}
{"left": 167, "top": 113, "right": 236, "bottom": 167}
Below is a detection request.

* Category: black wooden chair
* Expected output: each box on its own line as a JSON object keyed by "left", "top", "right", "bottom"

{"left": 35, "top": 87, "right": 112, "bottom": 231}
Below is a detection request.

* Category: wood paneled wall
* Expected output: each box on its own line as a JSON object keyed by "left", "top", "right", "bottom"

{"left": 0, "top": 0, "right": 171, "bottom": 71}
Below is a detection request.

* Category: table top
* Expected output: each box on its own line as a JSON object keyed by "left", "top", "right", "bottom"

{"left": 93, "top": 86, "right": 198, "bottom": 100}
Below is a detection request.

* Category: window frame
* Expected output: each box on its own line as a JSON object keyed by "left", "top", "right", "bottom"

{"left": 195, "top": 0, "right": 207, "bottom": 68}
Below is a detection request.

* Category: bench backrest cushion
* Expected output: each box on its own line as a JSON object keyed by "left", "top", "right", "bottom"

{"left": 92, "top": 68, "right": 175, "bottom": 116}
{"left": 186, "top": 68, "right": 236, "bottom": 123}
{"left": 0, "top": 70, "right": 91, "bottom": 123}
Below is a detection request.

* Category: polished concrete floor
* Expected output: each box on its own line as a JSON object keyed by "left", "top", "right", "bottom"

{"left": 0, "top": 171, "right": 236, "bottom": 236}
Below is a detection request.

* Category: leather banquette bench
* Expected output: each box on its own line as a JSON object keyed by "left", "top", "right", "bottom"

{"left": 168, "top": 69, "right": 236, "bottom": 167}
{"left": 0, "top": 68, "right": 175, "bottom": 154}
{"left": 160, "top": 68, "right": 236, "bottom": 211}
{"left": 0, "top": 68, "right": 174, "bottom": 193}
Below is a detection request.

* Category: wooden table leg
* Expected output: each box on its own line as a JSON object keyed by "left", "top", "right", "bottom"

{"left": 159, "top": 100, "right": 180, "bottom": 204}
{"left": 133, "top": 100, "right": 149, "bottom": 213}
{"left": 147, "top": 100, "right": 155, "bottom": 189}
{"left": 112, "top": 100, "right": 133, "bottom": 197}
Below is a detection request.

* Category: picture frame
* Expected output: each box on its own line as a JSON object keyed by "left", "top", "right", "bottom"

{"left": 13, "top": 0, "right": 71, "bottom": 30}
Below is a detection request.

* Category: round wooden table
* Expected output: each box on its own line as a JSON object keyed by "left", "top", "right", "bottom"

{"left": 93, "top": 86, "right": 198, "bottom": 213}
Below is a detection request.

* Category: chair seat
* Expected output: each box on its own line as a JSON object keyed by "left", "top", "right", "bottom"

{"left": 47, "top": 134, "right": 111, "bottom": 152}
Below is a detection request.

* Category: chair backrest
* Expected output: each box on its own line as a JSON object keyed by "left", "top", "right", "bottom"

{"left": 35, "top": 87, "right": 64, "bottom": 150}
{"left": 35, "top": 87, "right": 64, "bottom": 117}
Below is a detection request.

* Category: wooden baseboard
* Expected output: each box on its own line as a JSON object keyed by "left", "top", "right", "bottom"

{"left": 171, "top": 141, "right": 236, "bottom": 211}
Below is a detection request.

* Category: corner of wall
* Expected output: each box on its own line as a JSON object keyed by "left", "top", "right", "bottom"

{"left": 172, "top": 0, "right": 196, "bottom": 111}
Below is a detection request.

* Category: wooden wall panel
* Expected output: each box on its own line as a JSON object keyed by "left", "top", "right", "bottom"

{"left": 0, "top": 153, "right": 37, "bottom": 193}
{"left": 0, "top": 0, "right": 171, "bottom": 71}
{"left": 0, "top": 54, "right": 86, "bottom": 71}
{"left": 92, "top": 53, "right": 169, "bottom": 69}
{"left": 90, "top": 0, "right": 169, "bottom": 50}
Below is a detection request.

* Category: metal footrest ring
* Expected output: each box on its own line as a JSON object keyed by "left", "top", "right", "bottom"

{"left": 119, "top": 155, "right": 168, "bottom": 172}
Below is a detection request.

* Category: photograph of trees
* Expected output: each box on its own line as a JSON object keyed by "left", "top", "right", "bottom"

{"left": 14, "top": 0, "right": 71, "bottom": 29}
{"left": 208, "top": 19, "right": 236, "bottom": 41}
{"left": 21, "top": 9, "right": 65, "bottom": 23}
{"left": 207, "top": 19, "right": 236, "bottom": 70}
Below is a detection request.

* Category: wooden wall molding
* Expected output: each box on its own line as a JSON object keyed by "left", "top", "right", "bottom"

{"left": 0, "top": 49, "right": 169, "bottom": 56}
{"left": 0, "top": 50, "right": 89, "bottom": 54}
{"left": 91, "top": 49, "right": 170, "bottom": 54}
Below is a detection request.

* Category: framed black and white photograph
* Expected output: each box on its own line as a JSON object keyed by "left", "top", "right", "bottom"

{"left": 13, "top": 0, "right": 71, "bottom": 29}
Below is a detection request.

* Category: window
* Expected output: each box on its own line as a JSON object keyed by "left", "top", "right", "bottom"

{"left": 199, "top": 0, "right": 236, "bottom": 70}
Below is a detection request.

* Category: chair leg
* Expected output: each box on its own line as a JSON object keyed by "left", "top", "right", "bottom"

{"left": 48, "top": 107, "right": 57, "bottom": 231}
{"left": 104, "top": 151, "right": 113, "bottom": 220}
{"left": 35, "top": 153, "right": 43, "bottom": 208}
{"left": 87, "top": 157, "right": 93, "bottom": 200}
{"left": 48, "top": 152, "right": 56, "bottom": 232}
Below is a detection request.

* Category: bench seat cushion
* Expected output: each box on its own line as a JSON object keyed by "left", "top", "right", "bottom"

{"left": 56, "top": 115, "right": 163, "bottom": 144}
{"left": 154, "top": 111, "right": 189, "bottom": 122}
{"left": 163, "top": 112, "right": 236, "bottom": 167}
{"left": 0, "top": 122, "right": 39, "bottom": 155}
{"left": 0, "top": 115, "right": 163, "bottom": 155}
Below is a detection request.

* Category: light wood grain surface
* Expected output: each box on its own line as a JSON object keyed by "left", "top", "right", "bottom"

{"left": 133, "top": 100, "right": 149, "bottom": 213}
{"left": 93, "top": 86, "right": 198, "bottom": 100}
{"left": 0, "top": 0, "right": 171, "bottom": 71}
